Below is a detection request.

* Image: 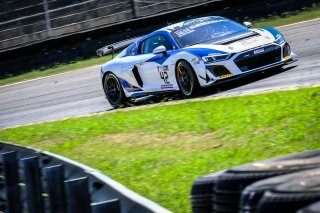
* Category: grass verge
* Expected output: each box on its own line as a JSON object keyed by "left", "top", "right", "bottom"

{"left": 1, "top": 87, "right": 319, "bottom": 212}
{"left": 253, "top": 4, "right": 320, "bottom": 27}
{"left": 1, "top": 5, "right": 320, "bottom": 87}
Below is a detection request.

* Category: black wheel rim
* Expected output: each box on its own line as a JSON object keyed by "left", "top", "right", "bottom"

{"left": 106, "top": 76, "right": 121, "bottom": 105}
{"left": 177, "top": 64, "right": 192, "bottom": 95}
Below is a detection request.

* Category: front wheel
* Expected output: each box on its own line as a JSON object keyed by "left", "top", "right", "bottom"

{"left": 175, "top": 60, "right": 199, "bottom": 97}
{"left": 103, "top": 73, "right": 126, "bottom": 108}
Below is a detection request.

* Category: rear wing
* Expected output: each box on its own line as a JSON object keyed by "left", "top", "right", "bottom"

{"left": 96, "top": 36, "right": 142, "bottom": 57}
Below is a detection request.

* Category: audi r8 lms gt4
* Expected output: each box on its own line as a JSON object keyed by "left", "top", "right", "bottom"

{"left": 100, "top": 16, "right": 296, "bottom": 107}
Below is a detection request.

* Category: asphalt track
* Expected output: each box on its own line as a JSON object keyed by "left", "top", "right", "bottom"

{"left": 1, "top": 19, "right": 320, "bottom": 128}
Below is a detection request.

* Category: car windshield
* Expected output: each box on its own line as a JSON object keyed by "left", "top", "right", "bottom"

{"left": 170, "top": 17, "right": 249, "bottom": 48}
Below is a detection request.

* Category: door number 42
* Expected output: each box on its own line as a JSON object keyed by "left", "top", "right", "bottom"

{"left": 158, "top": 66, "right": 170, "bottom": 84}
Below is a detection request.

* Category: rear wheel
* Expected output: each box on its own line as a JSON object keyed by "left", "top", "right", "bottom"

{"left": 176, "top": 60, "right": 199, "bottom": 97}
{"left": 103, "top": 73, "right": 126, "bottom": 108}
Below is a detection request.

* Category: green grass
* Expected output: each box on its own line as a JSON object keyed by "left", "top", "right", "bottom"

{"left": 1, "top": 87, "right": 319, "bottom": 212}
{"left": 1, "top": 5, "right": 320, "bottom": 86}
{"left": 253, "top": 4, "right": 320, "bottom": 28}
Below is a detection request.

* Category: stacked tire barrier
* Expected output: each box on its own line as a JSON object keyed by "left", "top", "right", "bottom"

{"left": 191, "top": 149, "right": 320, "bottom": 213}
{"left": 0, "top": 142, "right": 172, "bottom": 213}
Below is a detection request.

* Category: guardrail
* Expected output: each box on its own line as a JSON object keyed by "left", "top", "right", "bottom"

{"left": 0, "top": 142, "right": 172, "bottom": 213}
{"left": 96, "top": 36, "right": 142, "bottom": 57}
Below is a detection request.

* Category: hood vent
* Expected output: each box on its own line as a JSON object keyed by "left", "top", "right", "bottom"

{"left": 217, "top": 32, "right": 260, "bottom": 45}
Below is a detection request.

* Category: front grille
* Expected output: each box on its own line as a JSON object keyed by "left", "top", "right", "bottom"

{"left": 234, "top": 45, "right": 281, "bottom": 72}
{"left": 206, "top": 65, "right": 231, "bottom": 77}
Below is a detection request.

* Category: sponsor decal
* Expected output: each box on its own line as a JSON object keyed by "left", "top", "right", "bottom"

{"left": 254, "top": 48, "right": 264, "bottom": 54}
{"left": 219, "top": 73, "right": 233, "bottom": 79}
{"left": 161, "top": 84, "right": 173, "bottom": 89}
{"left": 157, "top": 65, "right": 170, "bottom": 84}
{"left": 189, "top": 19, "right": 225, "bottom": 30}
{"left": 175, "top": 28, "right": 195, "bottom": 37}
{"left": 240, "top": 38, "right": 259, "bottom": 46}
{"left": 175, "top": 18, "right": 226, "bottom": 37}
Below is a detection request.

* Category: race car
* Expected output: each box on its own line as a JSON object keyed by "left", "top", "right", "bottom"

{"left": 100, "top": 16, "right": 295, "bottom": 107}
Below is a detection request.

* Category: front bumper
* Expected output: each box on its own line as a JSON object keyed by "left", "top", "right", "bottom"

{"left": 202, "top": 42, "right": 296, "bottom": 86}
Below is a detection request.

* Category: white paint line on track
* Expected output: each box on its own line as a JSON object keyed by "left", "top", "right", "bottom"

{"left": 0, "top": 64, "right": 101, "bottom": 89}
{"left": 1, "top": 17, "right": 320, "bottom": 89}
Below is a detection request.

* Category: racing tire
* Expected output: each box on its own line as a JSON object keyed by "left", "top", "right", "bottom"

{"left": 257, "top": 176, "right": 320, "bottom": 213}
{"left": 213, "top": 202, "right": 239, "bottom": 213}
{"left": 240, "top": 168, "right": 320, "bottom": 213}
{"left": 191, "top": 170, "right": 226, "bottom": 213}
{"left": 213, "top": 192, "right": 240, "bottom": 204}
{"left": 297, "top": 201, "right": 320, "bottom": 213}
{"left": 103, "top": 73, "right": 126, "bottom": 108}
{"left": 175, "top": 60, "right": 200, "bottom": 97}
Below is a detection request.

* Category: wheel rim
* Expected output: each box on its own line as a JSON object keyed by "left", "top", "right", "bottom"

{"left": 177, "top": 63, "right": 193, "bottom": 95}
{"left": 105, "top": 76, "right": 121, "bottom": 105}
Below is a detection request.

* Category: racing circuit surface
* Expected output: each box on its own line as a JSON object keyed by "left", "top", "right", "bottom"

{"left": 0, "top": 19, "right": 320, "bottom": 128}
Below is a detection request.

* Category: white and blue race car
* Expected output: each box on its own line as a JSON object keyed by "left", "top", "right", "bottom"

{"left": 100, "top": 16, "right": 295, "bottom": 107}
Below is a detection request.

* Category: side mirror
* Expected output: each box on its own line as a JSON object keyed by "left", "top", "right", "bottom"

{"left": 153, "top": 45, "right": 167, "bottom": 55}
{"left": 243, "top": 21, "right": 253, "bottom": 28}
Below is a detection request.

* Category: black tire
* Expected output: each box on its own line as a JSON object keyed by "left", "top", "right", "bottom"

{"left": 257, "top": 176, "right": 320, "bottom": 213}
{"left": 175, "top": 60, "right": 200, "bottom": 97}
{"left": 297, "top": 201, "right": 320, "bottom": 213}
{"left": 213, "top": 149, "right": 320, "bottom": 212}
{"left": 240, "top": 168, "right": 320, "bottom": 213}
{"left": 191, "top": 170, "right": 226, "bottom": 213}
{"left": 213, "top": 202, "right": 239, "bottom": 213}
{"left": 213, "top": 192, "right": 240, "bottom": 204}
{"left": 103, "top": 73, "right": 126, "bottom": 108}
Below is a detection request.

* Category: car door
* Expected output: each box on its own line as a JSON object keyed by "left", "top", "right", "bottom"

{"left": 136, "top": 34, "right": 175, "bottom": 92}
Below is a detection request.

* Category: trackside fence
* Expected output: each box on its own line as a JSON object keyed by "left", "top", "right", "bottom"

{"left": 0, "top": 0, "right": 215, "bottom": 51}
{"left": 0, "top": 142, "right": 172, "bottom": 213}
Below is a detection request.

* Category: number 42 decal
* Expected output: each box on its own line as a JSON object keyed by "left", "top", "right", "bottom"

{"left": 157, "top": 65, "right": 170, "bottom": 84}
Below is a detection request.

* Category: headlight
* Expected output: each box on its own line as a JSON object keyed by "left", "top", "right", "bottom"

{"left": 275, "top": 34, "right": 285, "bottom": 44}
{"left": 202, "top": 53, "right": 230, "bottom": 63}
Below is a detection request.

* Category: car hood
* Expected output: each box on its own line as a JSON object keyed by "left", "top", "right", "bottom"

{"left": 183, "top": 29, "right": 275, "bottom": 55}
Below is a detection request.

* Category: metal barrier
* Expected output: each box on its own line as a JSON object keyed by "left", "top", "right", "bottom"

{"left": 96, "top": 36, "right": 142, "bottom": 57}
{"left": 0, "top": 142, "right": 172, "bottom": 213}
